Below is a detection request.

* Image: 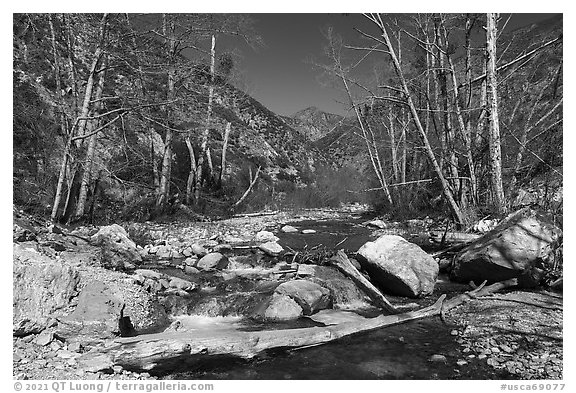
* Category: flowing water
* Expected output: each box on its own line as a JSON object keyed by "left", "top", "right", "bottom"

{"left": 156, "top": 217, "right": 512, "bottom": 379}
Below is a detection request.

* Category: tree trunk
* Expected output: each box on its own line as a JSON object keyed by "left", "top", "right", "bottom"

{"left": 185, "top": 138, "right": 197, "bottom": 205}
{"left": 156, "top": 14, "right": 176, "bottom": 209}
{"left": 447, "top": 54, "right": 477, "bottom": 205}
{"left": 387, "top": 107, "right": 399, "bottom": 182}
{"left": 75, "top": 57, "right": 106, "bottom": 219}
{"left": 51, "top": 13, "right": 108, "bottom": 221}
{"left": 233, "top": 166, "right": 261, "bottom": 209}
{"left": 75, "top": 13, "right": 108, "bottom": 145}
{"left": 194, "top": 34, "right": 216, "bottom": 205}
{"left": 219, "top": 122, "right": 231, "bottom": 187}
{"left": 486, "top": 13, "right": 506, "bottom": 215}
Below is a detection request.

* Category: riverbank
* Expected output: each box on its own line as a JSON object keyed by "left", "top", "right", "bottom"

{"left": 13, "top": 206, "right": 562, "bottom": 380}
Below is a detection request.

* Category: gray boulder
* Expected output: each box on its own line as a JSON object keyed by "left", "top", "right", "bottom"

{"left": 258, "top": 241, "right": 284, "bottom": 256}
{"left": 305, "top": 265, "right": 372, "bottom": 310}
{"left": 253, "top": 293, "right": 303, "bottom": 321}
{"left": 196, "top": 252, "right": 228, "bottom": 271}
{"left": 274, "top": 279, "right": 332, "bottom": 315}
{"left": 357, "top": 235, "right": 438, "bottom": 298}
{"left": 451, "top": 209, "right": 562, "bottom": 287}
{"left": 57, "top": 279, "right": 169, "bottom": 342}
{"left": 190, "top": 244, "right": 208, "bottom": 257}
{"left": 90, "top": 224, "right": 142, "bottom": 270}
{"left": 254, "top": 230, "right": 279, "bottom": 243}
{"left": 13, "top": 244, "right": 80, "bottom": 335}
{"left": 169, "top": 277, "right": 196, "bottom": 291}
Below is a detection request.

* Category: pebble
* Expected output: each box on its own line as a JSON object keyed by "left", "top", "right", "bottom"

{"left": 281, "top": 225, "right": 298, "bottom": 233}
{"left": 429, "top": 354, "right": 447, "bottom": 363}
{"left": 33, "top": 331, "right": 53, "bottom": 346}
{"left": 301, "top": 229, "right": 316, "bottom": 234}
{"left": 450, "top": 330, "right": 459, "bottom": 336}
{"left": 456, "top": 359, "right": 468, "bottom": 366}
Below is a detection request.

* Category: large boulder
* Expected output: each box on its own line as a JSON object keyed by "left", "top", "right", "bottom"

{"left": 57, "top": 278, "right": 169, "bottom": 343}
{"left": 13, "top": 243, "right": 80, "bottom": 336}
{"left": 304, "top": 265, "right": 372, "bottom": 311}
{"left": 90, "top": 224, "right": 142, "bottom": 270}
{"left": 451, "top": 209, "right": 562, "bottom": 287}
{"left": 356, "top": 235, "right": 438, "bottom": 298}
{"left": 274, "top": 279, "right": 332, "bottom": 315}
{"left": 252, "top": 293, "right": 304, "bottom": 321}
{"left": 196, "top": 252, "right": 228, "bottom": 271}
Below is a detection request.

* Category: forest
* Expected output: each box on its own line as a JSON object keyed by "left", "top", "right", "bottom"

{"left": 13, "top": 13, "right": 563, "bottom": 382}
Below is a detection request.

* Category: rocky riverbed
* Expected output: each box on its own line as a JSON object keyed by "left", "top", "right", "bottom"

{"left": 12, "top": 206, "right": 563, "bottom": 380}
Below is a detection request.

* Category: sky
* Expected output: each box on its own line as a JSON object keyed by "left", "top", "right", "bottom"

{"left": 221, "top": 13, "right": 562, "bottom": 117}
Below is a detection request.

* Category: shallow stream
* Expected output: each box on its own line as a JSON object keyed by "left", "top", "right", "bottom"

{"left": 154, "top": 217, "right": 512, "bottom": 379}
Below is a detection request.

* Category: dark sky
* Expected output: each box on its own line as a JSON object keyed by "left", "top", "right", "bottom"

{"left": 222, "top": 13, "right": 561, "bottom": 117}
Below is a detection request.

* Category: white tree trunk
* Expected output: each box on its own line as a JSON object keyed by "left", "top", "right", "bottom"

{"left": 486, "top": 13, "right": 506, "bottom": 215}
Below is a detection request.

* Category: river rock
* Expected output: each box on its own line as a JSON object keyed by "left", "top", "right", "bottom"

{"left": 451, "top": 209, "right": 562, "bottom": 287}
{"left": 255, "top": 230, "right": 279, "bottom": 243}
{"left": 57, "top": 279, "right": 169, "bottom": 343}
{"left": 134, "top": 269, "right": 162, "bottom": 280}
{"left": 274, "top": 279, "right": 331, "bottom": 315}
{"left": 33, "top": 331, "right": 54, "bottom": 346}
{"left": 190, "top": 244, "right": 208, "bottom": 257}
{"left": 13, "top": 243, "right": 80, "bottom": 336}
{"left": 169, "top": 277, "right": 196, "bottom": 291}
{"left": 90, "top": 224, "right": 142, "bottom": 270}
{"left": 155, "top": 245, "right": 174, "bottom": 259}
{"left": 259, "top": 241, "right": 284, "bottom": 256}
{"left": 13, "top": 218, "right": 37, "bottom": 242}
{"left": 196, "top": 252, "right": 228, "bottom": 271}
{"left": 281, "top": 225, "right": 298, "bottom": 233}
{"left": 305, "top": 266, "right": 371, "bottom": 310}
{"left": 254, "top": 293, "right": 304, "bottom": 321}
{"left": 366, "top": 219, "right": 387, "bottom": 229}
{"left": 356, "top": 235, "right": 438, "bottom": 298}
{"left": 184, "top": 266, "right": 200, "bottom": 275}
{"left": 57, "top": 281, "right": 126, "bottom": 341}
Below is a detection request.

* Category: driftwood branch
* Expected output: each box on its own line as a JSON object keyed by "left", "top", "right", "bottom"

{"left": 429, "top": 231, "right": 480, "bottom": 246}
{"left": 78, "top": 277, "right": 519, "bottom": 373}
{"left": 328, "top": 250, "right": 397, "bottom": 313}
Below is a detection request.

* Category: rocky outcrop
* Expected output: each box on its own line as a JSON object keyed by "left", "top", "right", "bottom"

{"left": 90, "top": 224, "right": 142, "bottom": 270}
{"left": 451, "top": 209, "right": 562, "bottom": 287}
{"left": 356, "top": 235, "right": 438, "bottom": 298}
{"left": 274, "top": 279, "right": 332, "bottom": 315}
{"left": 13, "top": 243, "right": 80, "bottom": 336}
{"left": 57, "top": 278, "right": 169, "bottom": 343}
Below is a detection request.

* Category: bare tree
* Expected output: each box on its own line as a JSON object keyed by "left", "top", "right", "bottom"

{"left": 486, "top": 13, "right": 506, "bottom": 215}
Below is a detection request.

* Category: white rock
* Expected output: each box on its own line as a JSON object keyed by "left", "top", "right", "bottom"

{"left": 255, "top": 230, "right": 279, "bottom": 243}
{"left": 258, "top": 241, "right": 284, "bottom": 256}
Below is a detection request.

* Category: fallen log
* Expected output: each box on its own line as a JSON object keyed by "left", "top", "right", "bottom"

{"left": 429, "top": 231, "right": 480, "bottom": 246}
{"left": 232, "top": 210, "right": 279, "bottom": 218}
{"left": 328, "top": 250, "right": 397, "bottom": 313}
{"left": 78, "top": 277, "right": 518, "bottom": 373}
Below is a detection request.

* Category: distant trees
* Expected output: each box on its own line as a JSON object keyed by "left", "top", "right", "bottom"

{"left": 322, "top": 13, "right": 562, "bottom": 227}
{"left": 13, "top": 13, "right": 263, "bottom": 222}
